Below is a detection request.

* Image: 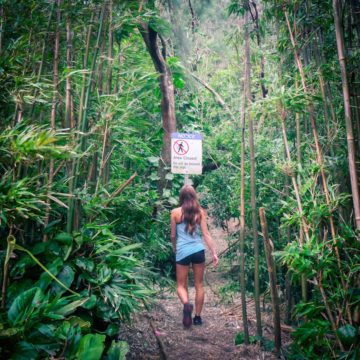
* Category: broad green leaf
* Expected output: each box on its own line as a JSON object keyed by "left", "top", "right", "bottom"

{"left": 147, "top": 156, "right": 159, "bottom": 165}
{"left": 100, "top": 243, "right": 142, "bottom": 256}
{"left": 15, "top": 244, "right": 79, "bottom": 296}
{"left": 235, "top": 332, "right": 244, "bottom": 345}
{"left": 51, "top": 265, "right": 75, "bottom": 296}
{"left": 55, "top": 232, "right": 73, "bottom": 245}
{"left": 68, "top": 316, "right": 91, "bottom": 334}
{"left": 106, "top": 323, "right": 120, "bottom": 337}
{"left": 162, "top": 189, "right": 171, "bottom": 198}
{"left": 99, "top": 265, "right": 112, "bottom": 283}
{"left": 76, "top": 258, "right": 95, "bottom": 272}
{"left": 81, "top": 294, "right": 97, "bottom": 310}
{"left": 8, "top": 287, "right": 44, "bottom": 326}
{"left": 0, "top": 327, "right": 20, "bottom": 338}
{"left": 35, "top": 257, "right": 63, "bottom": 292}
{"left": 11, "top": 341, "right": 39, "bottom": 360}
{"left": 149, "top": 172, "right": 160, "bottom": 181}
{"left": 165, "top": 173, "right": 174, "bottom": 180}
{"left": 337, "top": 324, "right": 357, "bottom": 347}
{"left": 53, "top": 297, "right": 89, "bottom": 316}
{"left": 104, "top": 340, "right": 129, "bottom": 360}
{"left": 76, "top": 334, "right": 106, "bottom": 360}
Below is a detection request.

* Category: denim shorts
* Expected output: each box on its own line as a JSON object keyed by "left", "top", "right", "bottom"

{"left": 176, "top": 250, "right": 205, "bottom": 266}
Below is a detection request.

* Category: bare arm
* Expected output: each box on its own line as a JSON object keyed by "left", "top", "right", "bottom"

{"left": 170, "top": 210, "right": 177, "bottom": 253}
{"left": 200, "top": 211, "right": 218, "bottom": 267}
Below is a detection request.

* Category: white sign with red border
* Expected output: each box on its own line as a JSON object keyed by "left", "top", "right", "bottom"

{"left": 171, "top": 133, "right": 202, "bottom": 174}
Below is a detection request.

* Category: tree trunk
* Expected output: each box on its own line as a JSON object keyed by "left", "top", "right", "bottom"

{"left": 333, "top": 0, "right": 360, "bottom": 230}
{"left": 139, "top": 22, "right": 177, "bottom": 198}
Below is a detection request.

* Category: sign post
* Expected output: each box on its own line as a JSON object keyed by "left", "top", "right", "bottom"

{"left": 171, "top": 133, "right": 202, "bottom": 184}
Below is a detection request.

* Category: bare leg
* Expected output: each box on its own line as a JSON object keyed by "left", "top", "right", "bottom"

{"left": 176, "top": 264, "right": 190, "bottom": 304}
{"left": 192, "top": 262, "right": 205, "bottom": 316}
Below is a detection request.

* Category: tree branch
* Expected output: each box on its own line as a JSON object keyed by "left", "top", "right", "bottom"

{"left": 190, "top": 72, "right": 237, "bottom": 122}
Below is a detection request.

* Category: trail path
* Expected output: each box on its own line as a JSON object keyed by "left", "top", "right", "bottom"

{"left": 118, "top": 219, "right": 289, "bottom": 359}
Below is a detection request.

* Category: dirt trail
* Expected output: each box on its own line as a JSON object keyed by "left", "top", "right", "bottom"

{"left": 118, "top": 219, "right": 288, "bottom": 359}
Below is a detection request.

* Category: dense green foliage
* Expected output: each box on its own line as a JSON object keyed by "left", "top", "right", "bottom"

{"left": 1, "top": 0, "right": 360, "bottom": 359}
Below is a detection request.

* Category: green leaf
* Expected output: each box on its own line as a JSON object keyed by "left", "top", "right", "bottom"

{"left": 11, "top": 341, "right": 39, "bottom": 360}
{"left": 76, "top": 258, "right": 95, "bottom": 272}
{"left": 53, "top": 297, "right": 89, "bottom": 316}
{"left": 165, "top": 173, "right": 174, "bottom": 180}
{"left": 81, "top": 294, "right": 97, "bottom": 310}
{"left": 104, "top": 340, "right": 129, "bottom": 360}
{"left": 149, "top": 172, "right": 160, "bottom": 181}
{"left": 162, "top": 189, "right": 171, "bottom": 198}
{"left": 249, "top": 336, "right": 256, "bottom": 343}
{"left": 8, "top": 287, "right": 44, "bottom": 326}
{"left": 106, "top": 323, "right": 120, "bottom": 337}
{"left": 99, "top": 265, "right": 112, "bottom": 283}
{"left": 337, "top": 324, "right": 357, "bottom": 347}
{"left": 76, "top": 334, "right": 106, "bottom": 360}
{"left": 51, "top": 265, "right": 75, "bottom": 296}
{"left": 54, "top": 232, "right": 73, "bottom": 245}
{"left": 0, "top": 327, "right": 20, "bottom": 338}
{"left": 68, "top": 316, "right": 91, "bottom": 334}
{"left": 15, "top": 244, "right": 79, "bottom": 296}
{"left": 147, "top": 156, "right": 159, "bottom": 165}
{"left": 235, "top": 332, "right": 244, "bottom": 345}
{"left": 35, "top": 257, "right": 63, "bottom": 292}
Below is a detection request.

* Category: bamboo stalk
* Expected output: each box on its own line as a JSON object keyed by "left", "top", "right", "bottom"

{"left": 102, "top": 0, "right": 114, "bottom": 185}
{"left": 280, "top": 111, "right": 309, "bottom": 301}
{"left": 284, "top": 8, "right": 345, "bottom": 287}
{"left": 245, "top": 9, "right": 262, "bottom": 337}
{"left": 239, "top": 75, "right": 249, "bottom": 344}
{"left": 106, "top": 0, "right": 113, "bottom": 95}
{"left": 65, "top": 16, "right": 73, "bottom": 129}
{"left": 67, "top": 1, "right": 106, "bottom": 233}
{"left": 285, "top": 3, "right": 354, "bottom": 330}
{"left": 0, "top": 5, "right": 3, "bottom": 55}
{"left": 43, "top": 0, "right": 61, "bottom": 242}
{"left": 1, "top": 229, "right": 15, "bottom": 308}
{"left": 332, "top": 0, "right": 360, "bottom": 231}
{"left": 103, "top": 172, "right": 137, "bottom": 208}
{"left": 94, "top": 117, "right": 109, "bottom": 197}
{"left": 280, "top": 112, "right": 310, "bottom": 243}
{"left": 30, "top": 1, "right": 55, "bottom": 116}
{"left": 317, "top": 273, "right": 345, "bottom": 351}
{"left": 259, "top": 208, "right": 281, "bottom": 351}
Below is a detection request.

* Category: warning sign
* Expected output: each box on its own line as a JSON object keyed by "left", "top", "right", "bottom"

{"left": 171, "top": 133, "right": 202, "bottom": 174}
{"left": 173, "top": 139, "right": 189, "bottom": 155}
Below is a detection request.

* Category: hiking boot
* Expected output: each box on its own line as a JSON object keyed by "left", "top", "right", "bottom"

{"left": 182, "top": 302, "right": 193, "bottom": 328}
{"left": 193, "top": 315, "right": 202, "bottom": 325}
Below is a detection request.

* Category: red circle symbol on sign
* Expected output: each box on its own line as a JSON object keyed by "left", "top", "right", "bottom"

{"left": 173, "top": 139, "right": 189, "bottom": 155}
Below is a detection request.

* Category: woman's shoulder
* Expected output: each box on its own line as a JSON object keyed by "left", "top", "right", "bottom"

{"left": 171, "top": 207, "right": 182, "bottom": 214}
{"left": 171, "top": 207, "right": 183, "bottom": 222}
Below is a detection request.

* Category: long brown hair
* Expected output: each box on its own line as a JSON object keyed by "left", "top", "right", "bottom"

{"left": 179, "top": 185, "right": 202, "bottom": 236}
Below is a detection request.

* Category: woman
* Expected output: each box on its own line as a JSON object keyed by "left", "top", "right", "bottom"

{"left": 170, "top": 185, "right": 218, "bottom": 328}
